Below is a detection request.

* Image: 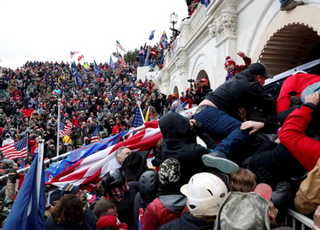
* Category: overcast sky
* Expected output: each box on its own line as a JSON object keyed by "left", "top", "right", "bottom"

{"left": 0, "top": 0, "right": 188, "bottom": 68}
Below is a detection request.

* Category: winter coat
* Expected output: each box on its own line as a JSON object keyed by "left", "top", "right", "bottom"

{"left": 277, "top": 73, "right": 320, "bottom": 115}
{"left": 159, "top": 212, "right": 215, "bottom": 230}
{"left": 141, "top": 195, "right": 186, "bottom": 230}
{"left": 295, "top": 158, "right": 320, "bottom": 215}
{"left": 225, "top": 56, "right": 251, "bottom": 81}
{"left": 249, "top": 140, "right": 306, "bottom": 187}
{"left": 279, "top": 104, "right": 319, "bottom": 172}
{"left": 159, "top": 112, "right": 216, "bottom": 184}
{"left": 205, "top": 69, "right": 277, "bottom": 119}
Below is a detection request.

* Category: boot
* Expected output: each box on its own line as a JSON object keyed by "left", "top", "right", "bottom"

{"left": 202, "top": 152, "right": 239, "bottom": 174}
{"left": 280, "top": 1, "right": 304, "bottom": 11}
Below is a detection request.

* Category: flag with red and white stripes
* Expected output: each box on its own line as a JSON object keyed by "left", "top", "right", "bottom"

{"left": 90, "top": 125, "right": 100, "bottom": 143}
{"left": 0, "top": 136, "right": 28, "bottom": 160}
{"left": 46, "top": 121, "right": 161, "bottom": 190}
{"left": 59, "top": 120, "right": 72, "bottom": 138}
{"left": 118, "top": 54, "right": 127, "bottom": 67}
{"left": 116, "top": 40, "right": 126, "bottom": 52}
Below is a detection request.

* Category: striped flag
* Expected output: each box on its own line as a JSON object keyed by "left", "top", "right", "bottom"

{"left": 46, "top": 121, "right": 161, "bottom": 190}
{"left": 118, "top": 54, "right": 127, "bottom": 67}
{"left": 0, "top": 136, "right": 28, "bottom": 160}
{"left": 59, "top": 120, "right": 72, "bottom": 138}
{"left": 116, "top": 40, "right": 126, "bottom": 52}
{"left": 45, "top": 132, "right": 126, "bottom": 183}
{"left": 70, "top": 51, "right": 80, "bottom": 59}
{"left": 90, "top": 125, "right": 100, "bottom": 143}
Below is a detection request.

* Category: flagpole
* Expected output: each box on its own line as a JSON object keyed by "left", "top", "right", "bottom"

{"left": 37, "top": 138, "right": 44, "bottom": 205}
{"left": 57, "top": 98, "right": 61, "bottom": 157}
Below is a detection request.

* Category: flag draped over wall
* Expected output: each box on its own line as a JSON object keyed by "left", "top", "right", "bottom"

{"left": 45, "top": 132, "right": 126, "bottom": 183}
{"left": 46, "top": 121, "right": 161, "bottom": 190}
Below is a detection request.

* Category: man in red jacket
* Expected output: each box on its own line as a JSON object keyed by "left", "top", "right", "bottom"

{"left": 141, "top": 159, "right": 186, "bottom": 230}
{"left": 277, "top": 72, "right": 320, "bottom": 115}
{"left": 279, "top": 92, "right": 320, "bottom": 171}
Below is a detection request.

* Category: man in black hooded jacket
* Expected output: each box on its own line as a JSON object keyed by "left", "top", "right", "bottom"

{"left": 159, "top": 112, "right": 217, "bottom": 184}
{"left": 195, "top": 63, "right": 276, "bottom": 174}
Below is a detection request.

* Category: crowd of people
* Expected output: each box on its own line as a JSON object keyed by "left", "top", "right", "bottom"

{"left": 1, "top": 1, "right": 320, "bottom": 229}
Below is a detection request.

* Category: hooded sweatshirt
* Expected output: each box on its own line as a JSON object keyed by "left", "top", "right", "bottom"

{"left": 159, "top": 112, "right": 212, "bottom": 184}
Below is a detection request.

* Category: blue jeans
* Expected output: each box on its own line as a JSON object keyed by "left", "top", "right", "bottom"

{"left": 151, "top": 60, "right": 159, "bottom": 68}
{"left": 194, "top": 106, "right": 249, "bottom": 156}
{"left": 160, "top": 55, "right": 165, "bottom": 65}
{"left": 280, "top": 0, "right": 292, "bottom": 7}
{"left": 139, "top": 56, "right": 145, "bottom": 66}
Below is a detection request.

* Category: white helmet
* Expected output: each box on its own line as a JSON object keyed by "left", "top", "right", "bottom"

{"left": 180, "top": 172, "right": 228, "bottom": 216}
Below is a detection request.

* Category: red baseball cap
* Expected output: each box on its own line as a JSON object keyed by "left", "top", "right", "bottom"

{"left": 254, "top": 183, "right": 272, "bottom": 201}
{"left": 96, "top": 215, "right": 128, "bottom": 230}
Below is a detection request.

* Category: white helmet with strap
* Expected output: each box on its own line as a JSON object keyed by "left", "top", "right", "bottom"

{"left": 180, "top": 172, "right": 228, "bottom": 216}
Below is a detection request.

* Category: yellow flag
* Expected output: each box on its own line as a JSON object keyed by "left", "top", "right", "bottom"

{"left": 145, "top": 107, "right": 150, "bottom": 123}
{"left": 84, "top": 62, "right": 90, "bottom": 70}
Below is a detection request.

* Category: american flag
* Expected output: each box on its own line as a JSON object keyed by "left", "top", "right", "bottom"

{"left": 116, "top": 40, "right": 126, "bottom": 52}
{"left": 59, "top": 120, "right": 72, "bottom": 138}
{"left": 118, "top": 54, "right": 127, "bottom": 67}
{"left": 0, "top": 136, "right": 28, "bottom": 160}
{"left": 131, "top": 105, "right": 144, "bottom": 128}
{"left": 90, "top": 125, "right": 100, "bottom": 143}
{"left": 46, "top": 121, "right": 161, "bottom": 190}
{"left": 70, "top": 51, "right": 80, "bottom": 59}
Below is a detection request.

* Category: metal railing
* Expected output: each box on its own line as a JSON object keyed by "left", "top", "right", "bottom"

{"left": 285, "top": 209, "right": 313, "bottom": 230}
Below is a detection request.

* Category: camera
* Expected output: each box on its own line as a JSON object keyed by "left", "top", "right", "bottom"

{"left": 187, "top": 79, "right": 195, "bottom": 83}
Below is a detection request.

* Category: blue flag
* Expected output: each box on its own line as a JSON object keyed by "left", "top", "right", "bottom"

{"left": 131, "top": 106, "right": 144, "bottom": 128}
{"left": 72, "top": 63, "right": 84, "bottom": 88}
{"left": 3, "top": 151, "right": 45, "bottom": 230}
{"left": 45, "top": 132, "right": 127, "bottom": 183}
{"left": 201, "top": 0, "right": 210, "bottom": 7}
{"left": 109, "top": 56, "right": 115, "bottom": 69}
{"left": 144, "top": 49, "right": 150, "bottom": 66}
{"left": 149, "top": 30, "right": 155, "bottom": 40}
{"left": 94, "top": 60, "right": 100, "bottom": 76}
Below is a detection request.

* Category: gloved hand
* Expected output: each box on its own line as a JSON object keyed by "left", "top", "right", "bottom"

{"left": 192, "top": 121, "right": 206, "bottom": 136}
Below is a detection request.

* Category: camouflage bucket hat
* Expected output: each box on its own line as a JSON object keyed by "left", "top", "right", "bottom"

{"left": 158, "top": 158, "right": 181, "bottom": 185}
